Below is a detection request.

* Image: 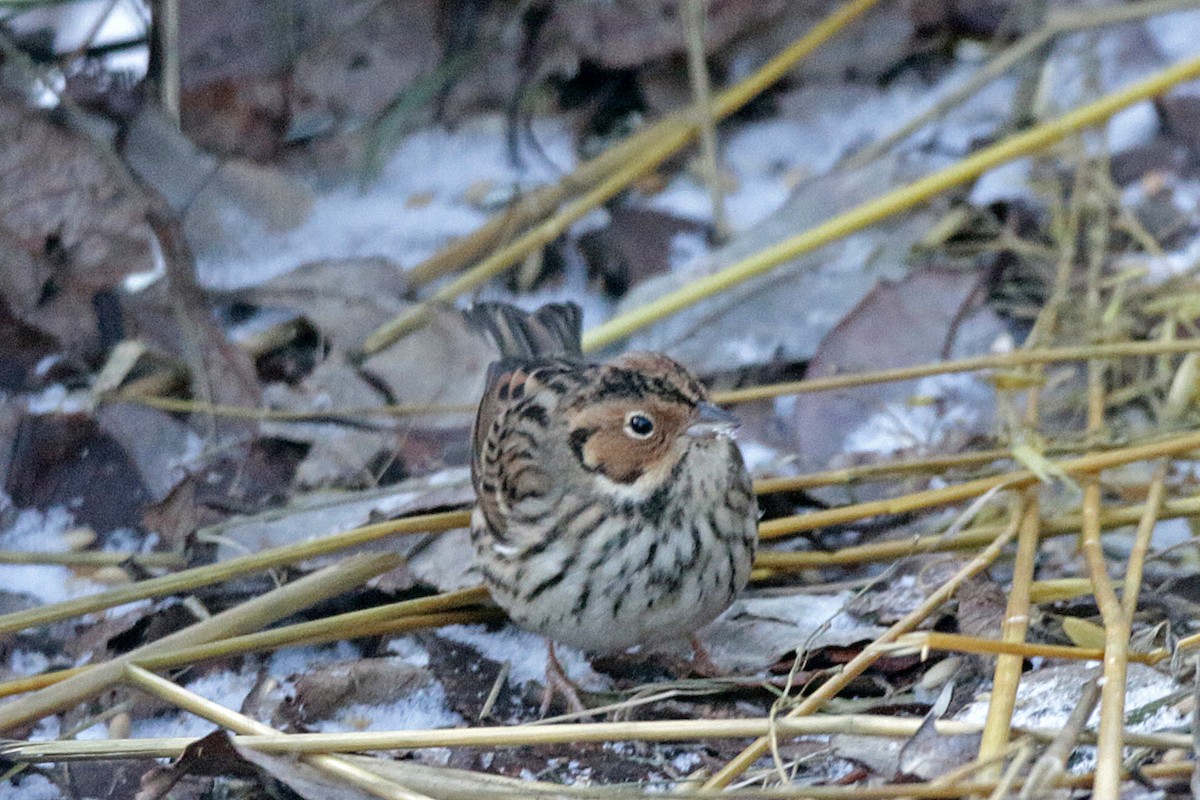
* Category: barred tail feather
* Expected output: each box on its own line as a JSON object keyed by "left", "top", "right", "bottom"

{"left": 466, "top": 301, "right": 583, "bottom": 359}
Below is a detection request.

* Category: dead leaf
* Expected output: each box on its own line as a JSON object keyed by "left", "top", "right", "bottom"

{"left": 138, "top": 730, "right": 259, "bottom": 800}
{"left": 0, "top": 88, "right": 156, "bottom": 358}
{"left": 96, "top": 404, "right": 198, "bottom": 503}
{"left": 208, "top": 467, "right": 471, "bottom": 561}
{"left": 281, "top": 658, "right": 433, "bottom": 726}
{"left": 787, "top": 267, "right": 997, "bottom": 475}
{"left": 545, "top": 0, "right": 788, "bottom": 69}
{"left": 621, "top": 153, "right": 936, "bottom": 376}
{"left": 897, "top": 713, "right": 981, "bottom": 780}
{"left": 5, "top": 412, "right": 150, "bottom": 534}
{"left": 361, "top": 306, "right": 494, "bottom": 425}
{"left": 174, "top": 0, "right": 293, "bottom": 161}
{"left": 290, "top": 0, "right": 442, "bottom": 134}
{"left": 260, "top": 354, "right": 392, "bottom": 489}
{"left": 955, "top": 572, "right": 1007, "bottom": 639}
{"left": 697, "top": 592, "right": 886, "bottom": 673}
{"left": 1060, "top": 616, "right": 1107, "bottom": 650}
{"left": 578, "top": 208, "right": 708, "bottom": 297}
{"left": 215, "top": 257, "right": 408, "bottom": 352}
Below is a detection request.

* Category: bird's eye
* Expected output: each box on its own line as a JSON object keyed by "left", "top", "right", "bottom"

{"left": 625, "top": 412, "right": 655, "bottom": 438}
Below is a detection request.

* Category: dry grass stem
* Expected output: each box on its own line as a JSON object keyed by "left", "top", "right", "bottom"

{"left": 0, "top": 602, "right": 497, "bottom": 700}
{"left": 712, "top": 338, "right": 1200, "bottom": 404}
{"left": 683, "top": 0, "right": 728, "bottom": 239}
{"left": 0, "top": 552, "right": 401, "bottom": 733}
{"left": 1018, "top": 675, "right": 1102, "bottom": 800}
{"left": 755, "top": 492, "right": 1200, "bottom": 569}
{"left": 0, "top": 550, "right": 185, "bottom": 568}
{"left": 364, "top": 0, "right": 885, "bottom": 353}
{"left": 977, "top": 497, "right": 1040, "bottom": 771}
{"left": 105, "top": 392, "right": 474, "bottom": 420}
{"left": 582, "top": 55, "right": 1200, "bottom": 352}
{"left": 0, "top": 510, "right": 469, "bottom": 636}
{"left": 123, "top": 665, "right": 435, "bottom": 800}
{"left": 703, "top": 507, "right": 1024, "bottom": 788}
{"left": 878, "top": 632, "right": 1167, "bottom": 665}
{"left": 757, "top": 427, "right": 1200, "bottom": 540}
{"left": 5, "top": 711, "right": 1189, "bottom": 761}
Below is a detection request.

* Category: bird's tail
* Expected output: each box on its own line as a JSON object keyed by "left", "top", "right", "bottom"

{"left": 465, "top": 301, "right": 583, "bottom": 359}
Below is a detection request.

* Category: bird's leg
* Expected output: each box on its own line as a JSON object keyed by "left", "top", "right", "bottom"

{"left": 540, "top": 639, "right": 587, "bottom": 717}
{"left": 688, "top": 635, "right": 722, "bottom": 678}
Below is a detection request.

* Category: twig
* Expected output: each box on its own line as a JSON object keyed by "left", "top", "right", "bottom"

{"left": 1078, "top": 201, "right": 1129, "bottom": 800}
{"left": 877, "top": 631, "right": 1167, "bottom": 665}
{"left": 754, "top": 493, "right": 1200, "bottom": 570}
{"left": 757, "top": 427, "right": 1200, "bottom": 540}
{"left": 0, "top": 600, "right": 495, "bottom": 700}
{"left": 713, "top": 333, "right": 1200, "bottom": 404}
{"left": 683, "top": 0, "right": 729, "bottom": 240}
{"left": 0, "top": 550, "right": 185, "bottom": 568}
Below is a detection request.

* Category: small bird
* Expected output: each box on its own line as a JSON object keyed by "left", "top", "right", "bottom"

{"left": 466, "top": 301, "right": 757, "bottom": 713}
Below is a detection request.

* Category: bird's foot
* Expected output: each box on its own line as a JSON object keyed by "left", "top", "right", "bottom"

{"left": 540, "top": 640, "right": 588, "bottom": 717}
{"left": 686, "top": 635, "right": 723, "bottom": 678}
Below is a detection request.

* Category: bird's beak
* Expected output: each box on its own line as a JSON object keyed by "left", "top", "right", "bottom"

{"left": 687, "top": 402, "right": 740, "bottom": 439}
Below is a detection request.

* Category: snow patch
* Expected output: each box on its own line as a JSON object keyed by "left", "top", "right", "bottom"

{"left": 267, "top": 641, "right": 362, "bottom": 681}
{"left": 129, "top": 668, "right": 261, "bottom": 741}
{"left": 309, "top": 680, "right": 462, "bottom": 732}
{"left": 439, "top": 624, "right": 609, "bottom": 691}
{"left": 841, "top": 374, "right": 988, "bottom": 457}
{"left": 196, "top": 115, "right": 577, "bottom": 290}
{"left": 0, "top": 774, "right": 65, "bottom": 800}
{"left": 0, "top": 506, "right": 109, "bottom": 605}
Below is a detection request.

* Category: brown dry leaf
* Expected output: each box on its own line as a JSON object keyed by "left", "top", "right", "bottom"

{"left": 281, "top": 658, "right": 433, "bottom": 726}
{"left": 96, "top": 404, "right": 197, "bottom": 504}
{"left": 697, "top": 591, "right": 885, "bottom": 673}
{"left": 0, "top": 88, "right": 156, "bottom": 358}
{"left": 896, "top": 714, "right": 981, "bottom": 781}
{"left": 545, "top": 0, "right": 787, "bottom": 69}
{"left": 787, "top": 266, "right": 996, "bottom": 475}
{"left": 260, "top": 354, "right": 391, "bottom": 489}
{"left": 138, "top": 730, "right": 259, "bottom": 800}
{"left": 5, "top": 413, "right": 150, "bottom": 534}
{"left": 290, "top": 0, "right": 442, "bottom": 135}
{"left": 140, "top": 477, "right": 209, "bottom": 552}
{"left": 216, "top": 257, "right": 408, "bottom": 351}
{"left": 176, "top": 0, "right": 292, "bottom": 161}
{"left": 182, "top": 78, "right": 289, "bottom": 163}
{"left": 622, "top": 153, "right": 935, "bottom": 376}
{"left": 361, "top": 306, "right": 494, "bottom": 424}
{"left": 208, "top": 467, "right": 471, "bottom": 561}
{"left": 579, "top": 208, "right": 708, "bottom": 297}
{"left": 955, "top": 571, "right": 1007, "bottom": 639}
{"left": 0, "top": 293, "right": 59, "bottom": 391}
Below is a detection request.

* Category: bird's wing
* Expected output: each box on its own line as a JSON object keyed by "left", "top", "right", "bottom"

{"left": 471, "top": 360, "right": 573, "bottom": 543}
